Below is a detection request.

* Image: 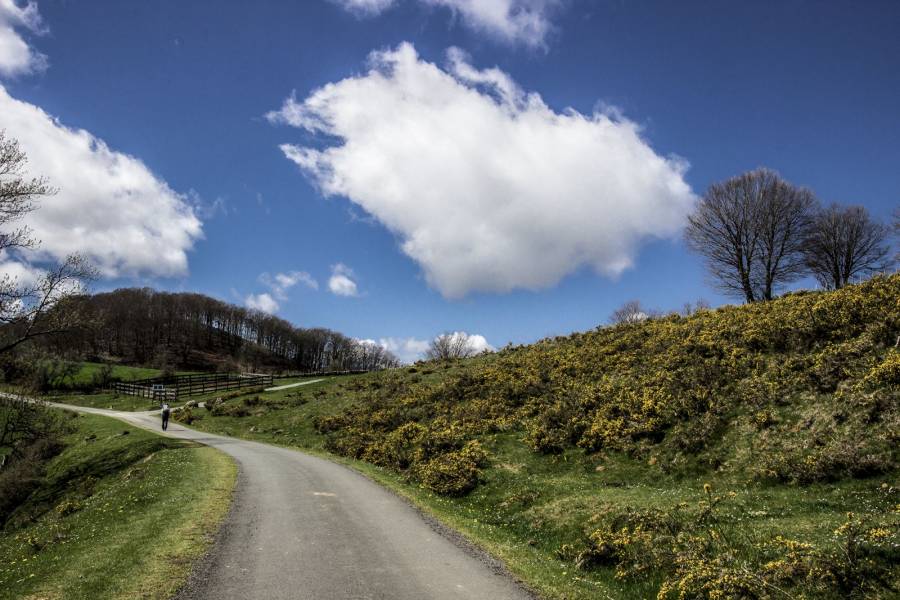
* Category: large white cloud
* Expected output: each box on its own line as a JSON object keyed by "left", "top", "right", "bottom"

{"left": 0, "top": 85, "right": 203, "bottom": 278}
{"left": 0, "top": 0, "right": 46, "bottom": 77}
{"left": 268, "top": 43, "right": 695, "bottom": 299}
{"left": 330, "top": 0, "right": 559, "bottom": 47}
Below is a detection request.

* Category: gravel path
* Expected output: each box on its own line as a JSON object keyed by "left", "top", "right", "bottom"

{"left": 264, "top": 378, "right": 324, "bottom": 392}
{"left": 47, "top": 401, "right": 534, "bottom": 600}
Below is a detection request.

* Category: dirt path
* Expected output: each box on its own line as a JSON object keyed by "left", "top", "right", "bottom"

{"left": 264, "top": 378, "right": 324, "bottom": 392}
{"left": 46, "top": 401, "right": 533, "bottom": 600}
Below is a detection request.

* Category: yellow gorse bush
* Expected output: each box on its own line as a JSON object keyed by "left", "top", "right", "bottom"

{"left": 316, "top": 275, "right": 899, "bottom": 494}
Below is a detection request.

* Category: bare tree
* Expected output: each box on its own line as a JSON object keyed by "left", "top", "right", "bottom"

{"left": 680, "top": 298, "right": 711, "bottom": 317}
{"left": 0, "top": 255, "right": 97, "bottom": 354}
{"left": 0, "top": 131, "right": 97, "bottom": 354}
{"left": 608, "top": 300, "right": 649, "bottom": 325}
{"left": 0, "top": 130, "right": 53, "bottom": 254}
{"left": 425, "top": 332, "right": 479, "bottom": 360}
{"left": 803, "top": 204, "right": 891, "bottom": 290}
{"left": 685, "top": 168, "right": 815, "bottom": 302}
{"left": 894, "top": 207, "right": 900, "bottom": 264}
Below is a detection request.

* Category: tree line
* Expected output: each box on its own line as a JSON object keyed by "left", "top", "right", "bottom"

{"left": 40, "top": 288, "right": 400, "bottom": 372}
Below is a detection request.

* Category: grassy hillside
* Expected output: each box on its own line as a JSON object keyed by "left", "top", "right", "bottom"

{"left": 0, "top": 411, "right": 236, "bottom": 600}
{"left": 169, "top": 276, "right": 896, "bottom": 597}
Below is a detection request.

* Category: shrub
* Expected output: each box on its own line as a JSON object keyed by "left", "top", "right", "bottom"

{"left": 416, "top": 447, "right": 482, "bottom": 496}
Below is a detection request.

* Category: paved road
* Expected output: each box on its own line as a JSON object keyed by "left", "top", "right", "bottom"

{"left": 48, "top": 401, "right": 533, "bottom": 600}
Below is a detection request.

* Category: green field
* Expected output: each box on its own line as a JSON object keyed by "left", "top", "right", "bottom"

{"left": 0, "top": 411, "right": 236, "bottom": 600}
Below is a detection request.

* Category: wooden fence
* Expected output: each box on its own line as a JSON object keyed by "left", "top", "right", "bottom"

{"left": 112, "top": 372, "right": 274, "bottom": 403}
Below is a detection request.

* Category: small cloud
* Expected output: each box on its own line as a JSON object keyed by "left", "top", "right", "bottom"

{"left": 188, "top": 190, "right": 229, "bottom": 219}
{"left": 374, "top": 332, "right": 492, "bottom": 364}
{"left": 327, "top": 0, "right": 560, "bottom": 47}
{"left": 376, "top": 336, "right": 431, "bottom": 364}
{"left": 245, "top": 292, "right": 279, "bottom": 314}
{"left": 328, "top": 263, "right": 359, "bottom": 297}
{"left": 260, "top": 270, "right": 318, "bottom": 299}
{"left": 330, "top": 0, "right": 397, "bottom": 16}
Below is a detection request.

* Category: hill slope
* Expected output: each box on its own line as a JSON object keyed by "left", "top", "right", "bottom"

{"left": 176, "top": 275, "right": 899, "bottom": 598}
{"left": 38, "top": 287, "right": 398, "bottom": 373}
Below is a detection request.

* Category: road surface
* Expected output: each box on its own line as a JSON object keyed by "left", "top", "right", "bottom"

{"left": 48, "top": 401, "right": 533, "bottom": 600}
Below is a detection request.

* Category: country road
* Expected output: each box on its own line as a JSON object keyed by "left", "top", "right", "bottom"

{"left": 46, "top": 401, "right": 533, "bottom": 600}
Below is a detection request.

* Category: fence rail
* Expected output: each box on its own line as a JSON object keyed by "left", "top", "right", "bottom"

{"left": 112, "top": 372, "right": 274, "bottom": 403}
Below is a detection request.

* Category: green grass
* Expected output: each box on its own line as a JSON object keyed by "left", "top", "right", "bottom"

{"left": 155, "top": 371, "right": 899, "bottom": 599}
{"left": 49, "top": 392, "right": 163, "bottom": 412}
{"left": 73, "top": 362, "right": 163, "bottom": 384}
{"left": 0, "top": 411, "right": 236, "bottom": 600}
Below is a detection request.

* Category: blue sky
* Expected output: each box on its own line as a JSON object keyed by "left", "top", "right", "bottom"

{"left": 0, "top": 0, "right": 898, "bottom": 361}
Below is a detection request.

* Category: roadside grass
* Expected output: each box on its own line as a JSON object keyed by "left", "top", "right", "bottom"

{"left": 156, "top": 370, "right": 900, "bottom": 599}
{"left": 0, "top": 411, "right": 236, "bottom": 600}
{"left": 48, "top": 392, "right": 162, "bottom": 412}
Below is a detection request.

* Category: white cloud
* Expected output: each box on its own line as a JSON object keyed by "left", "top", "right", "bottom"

{"left": 328, "top": 263, "right": 359, "bottom": 297}
{"left": 269, "top": 43, "right": 696, "bottom": 299}
{"left": 245, "top": 292, "right": 279, "bottom": 314}
{"left": 446, "top": 330, "right": 493, "bottom": 353}
{"left": 423, "top": 0, "right": 558, "bottom": 47}
{"left": 373, "top": 331, "right": 491, "bottom": 363}
{"left": 0, "top": 0, "right": 47, "bottom": 78}
{"left": 331, "top": 0, "right": 397, "bottom": 16}
{"left": 376, "top": 336, "right": 431, "bottom": 364}
{"left": 260, "top": 270, "right": 318, "bottom": 299}
{"left": 0, "top": 256, "right": 43, "bottom": 293}
{"left": 329, "top": 0, "right": 558, "bottom": 47}
{"left": 0, "top": 85, "right": 203, "bottom": 278}
{"left": 188, "top": 190, "right": 228, "bottom": 219}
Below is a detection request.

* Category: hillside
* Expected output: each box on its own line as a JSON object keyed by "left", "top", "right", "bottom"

{"left": 36, "top": 287, "right": 398, "bottom": 373}
{"left": 175, "top": 275, "right": 900, "bottom": 599}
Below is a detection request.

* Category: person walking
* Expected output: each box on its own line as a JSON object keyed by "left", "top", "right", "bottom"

{"left": 161, "top": 402, "right": 171, "bottom": 431}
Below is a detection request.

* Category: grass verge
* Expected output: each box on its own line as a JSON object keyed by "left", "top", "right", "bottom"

{"left": 0, "top": 411, "right": 236, "bottom": 600}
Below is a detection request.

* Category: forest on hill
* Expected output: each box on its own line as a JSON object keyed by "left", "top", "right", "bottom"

{"left": 32, "top": 288, "right": 399, "bottom": 373}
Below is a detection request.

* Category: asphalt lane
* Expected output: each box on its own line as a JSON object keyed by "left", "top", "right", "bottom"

{"left": 47, "top": 402, "right": 533, "bottom": 600}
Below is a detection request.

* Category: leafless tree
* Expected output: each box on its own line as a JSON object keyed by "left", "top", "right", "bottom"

{"left": 680, "top": 298, "right": 711, "bottom": 317}
{"left": 893, "top": 207, "right": 900, "bottom": 263}
{"left": 0, "top": 130, "right": 53, "bottom": 254}
{"left": 685, "top": 168, "right": 816, "bottom": 302}
{"left": 0, "top": 131, "right": 97, "bottom": 354}
{"left": 803, "top": 204, "right": 891, "bottom": 290}
{"left": 425, "top": 332, "right": 479, "bottom": 360}
{"left": 0, "top": 255, "right": 97, "bottom": 354}
{"left": 608, "top": 300, "right": 649, "bottom": 325}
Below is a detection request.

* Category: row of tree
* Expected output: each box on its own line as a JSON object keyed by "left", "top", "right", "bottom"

{"left": 685, "top": 168, "right": 896, "bottom": 303}
{"left": 40, "top": 288, "right": 400, "bottom": 372}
